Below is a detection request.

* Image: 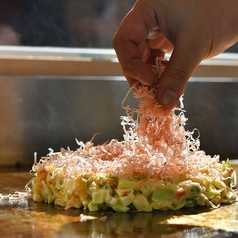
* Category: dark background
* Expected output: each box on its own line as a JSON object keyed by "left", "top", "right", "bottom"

{"left": 0, "top": 0, "right": 238, "bottom": 52}
{"left": 0, "top": 0, "right": 136, "bottom": 47}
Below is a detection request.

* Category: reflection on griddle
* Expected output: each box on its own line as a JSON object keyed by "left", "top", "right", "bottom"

{"left": 1, "top": 197, "right": 238, "bottom": 237}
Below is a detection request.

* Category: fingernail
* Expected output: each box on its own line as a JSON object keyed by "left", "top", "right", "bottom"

{"left": 160, "top": 89, "right": 178, "bottom": 109}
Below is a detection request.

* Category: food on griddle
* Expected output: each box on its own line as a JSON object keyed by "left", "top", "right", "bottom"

{"left": 29, "top": 57, "right": 237, "bottom": 212}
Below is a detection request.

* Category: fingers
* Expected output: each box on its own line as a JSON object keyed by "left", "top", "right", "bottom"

{"left": 120, "top": 47, "right": 156, "bottom": 87}
{"left": 156, "top": 39, "right": 204, "bottom": 109}
{"left": 113, "top": 27, "right": 156, "bottom": 87}
{"left": 145, "top": 49, "right": 165, "bottom": 65}
{"left": 114, "top": 0, "right": 238, "bottom": 110}
{"left": 113, "top": 1, "right": 171, "bottom": 87}
{"left": 147, "top": 32, "right": 174, "bottom": 53}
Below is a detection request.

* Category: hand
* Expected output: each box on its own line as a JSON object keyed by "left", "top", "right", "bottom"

{"left": 113, "top": 0, "right": 238, "bottom": 109}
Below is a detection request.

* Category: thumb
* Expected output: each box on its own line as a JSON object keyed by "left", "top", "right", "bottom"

{"left": 156, "top": 45, "right": 203, "bottom": 109}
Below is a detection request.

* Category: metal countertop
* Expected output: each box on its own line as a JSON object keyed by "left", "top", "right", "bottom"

{"left": 1, "top": 172, "right": 238, "bottom": 237}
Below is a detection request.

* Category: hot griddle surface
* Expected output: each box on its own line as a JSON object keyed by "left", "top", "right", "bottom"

{"left": 1, "top": 172, "right": 238, "bottom": 237}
